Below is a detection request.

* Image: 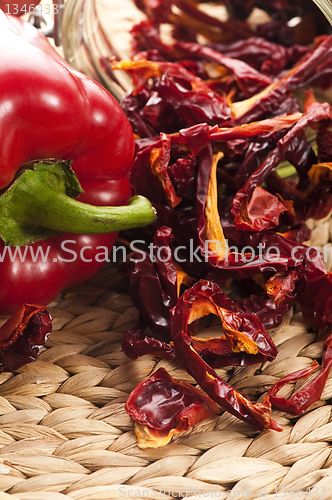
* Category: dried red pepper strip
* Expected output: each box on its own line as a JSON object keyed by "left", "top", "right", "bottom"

{"left": 133, "top": 0, "right": 254, "bottom": 42}
{"left": 170, "top": 280, "right": 281, "bottom": 431}
{"left": 125, "top": 367, "right": 219, "bottom": 448}
{"left": 150, "top": 133, "right": 182, "bottom": 207}
{"left": 230, "top": 35, "right": 332, "bottom": 123}
{"left": 268, "top": 332, "right": 332, "bottom": 414}
{"left": 0, "top": 304, "right": 52, "bottom": 372}
{"left": 209, "top": 37, "right": 302, "bottom": 77}
{"left": 208, "top": 113, "right": 302, "bottom": 142}
{"left": 122, "top": 224, "right": 195, "bottom": 346}
{"left": 194, "top": 142, "right": 293, "bottom": 282}
{"left": 176, "top": 42, "right": 273, "bottom": 96}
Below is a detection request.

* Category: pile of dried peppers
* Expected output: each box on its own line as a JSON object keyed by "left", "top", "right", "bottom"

{"left": 107, "top": 0, "right": 332, "bottom": 447}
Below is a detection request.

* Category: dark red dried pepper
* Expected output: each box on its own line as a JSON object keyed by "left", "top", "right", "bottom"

{"left": 125, "top": 367, "right": 219, "bottom": 448}
{"left": 268, "top": 332, "right": 332, "bottom": 414}
{"left": 0, "top": 304, "right": 52, "bottom": 372}
{"left": 170, "top": 280, "right": 281, "bottom": 431}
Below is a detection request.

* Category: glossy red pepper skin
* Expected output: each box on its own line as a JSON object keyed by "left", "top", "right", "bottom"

{"left": 0, "top": 13, "right": 135, "bottom": 313}
{"left": 268, "top": 332, "right": 332, "bottom": 414}
{"left": 0, "top": 303, "right": 52, "bottom": 371}
{"left": 125, "top": 367, "right": 219, "bottom": 448}
{"left": 1, "top": 14, "right": 134, "bottom": 189}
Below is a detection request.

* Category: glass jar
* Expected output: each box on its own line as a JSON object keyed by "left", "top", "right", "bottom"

{"left": 61, "top": 0, "right": 332, "bottom": 102}
{"left": 61, "top": 0, "right": 146, "bottom": 100}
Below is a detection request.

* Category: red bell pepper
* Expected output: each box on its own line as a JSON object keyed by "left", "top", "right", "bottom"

{"left": 0, "top": 12, "right": 155, "bottom": 314}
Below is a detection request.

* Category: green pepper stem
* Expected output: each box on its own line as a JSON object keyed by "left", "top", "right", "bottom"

{"left": 0, "top": 161, "right": 156, "bottom": 246}
{"left": 29, "top": 192, "right": 155, "bottom": 233}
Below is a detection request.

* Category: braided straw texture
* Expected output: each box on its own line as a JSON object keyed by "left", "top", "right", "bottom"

{"left": 0, "top": 218, "right": 330, "bottom": 499}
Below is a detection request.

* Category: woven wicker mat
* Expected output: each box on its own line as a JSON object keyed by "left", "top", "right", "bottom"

{"left": 0, "top": 217, "right": 332, "bottom": 500}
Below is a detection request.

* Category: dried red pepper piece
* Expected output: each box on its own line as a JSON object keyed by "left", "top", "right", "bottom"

{"left": 236, "top": 291, "right": 296, "bottom": 331}
{"left": 170, "top": 280, "right": 281, "bottom": 431}
{"left": 116, "top": 59, "right": 232, "bottom": 133}
{"left": 297, "top": 270, "right": 332, "bottom": 329}
{"left": 173, "top": 42, "right": 273, "bottom": 97}
{"left": 122, "top": 323, "right": 175, "bottom": 361}
{"left": 150, "top": 133, "right": 182, "bottom": 207}
{"left": 209, "top": 37, "right": 309, "bottom": 77}
{"left": 268, "top": 332, "right": 332, "bottom": 415}
{"left": 125, "top": 367, "right": 219, "bottom": 448}
{"left": 229, "top": 35, "right": 332, "bottom": 122}
{"left": 122, "top": 224, "right": 195, "bottom": 345}
{"left": 0, "top": 304, "right": 52, "bottom": 372}
{"left": 231, "top": 97, "right": 332, "bottom": 232}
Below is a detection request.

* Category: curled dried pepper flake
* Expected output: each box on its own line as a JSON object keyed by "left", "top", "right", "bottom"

{"left": 167, "top": 157, "right": 196, "bottom": 200}
{"left": 125, "top": 367, "right": 219, "bottom": 448}
{"left": 0, "top": 304, "right": 52, "bottom": 372}
{"left": 170, "top": 280, "right": 281, "bottom": 430}
{"left": 112, "top": 59, "right": 163, "bottom": 94}
{"left": 268, "top": 332, "right": 332, "bottom": 415}
{"left": 276, "top": 160, "right": 332, "bottom": 215}
{"left": 140, "top": 60, "right": 232, "bottom": 128}
{"left": 178, "top": 280, "right": 278, "bottom": 359}
{"left": 236, "top": 291, "right": 296, "bottom": 331}
{"left": 308, "top": 162, "right": 332, "bottom": 186}
{"left": 178, "top": 123, "right": 213, "bottom": 156}
{"left": 246, "top": 186, "right": 287, "bottom": 232}
{"left": 122, "top": 324, "right": 176, "bottom": 361}
{"left": 265, "top": 270, "right": 298, "bottom": 305}
{"left": 112, "top": 59, "right": 162, "bottom": 74}
{"left": 232, "top": 99, "right": 332, "bottom": 232}
{"left": 190, "top": 336, "right": 260, "bottom": 368}
{"left": 129, "top": 137, "right": 169, "bottom": 205}
{"left": 150, "top": 133, "right": 182, "bottom": 208}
